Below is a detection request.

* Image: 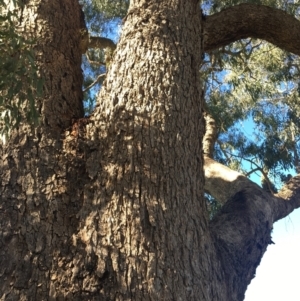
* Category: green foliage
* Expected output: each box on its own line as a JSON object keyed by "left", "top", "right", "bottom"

{"left": 90, "top": 0, "right": 129, "bottom": 20}
{"left": 81, "top": 0, "right": 300, "bottom": 202}
{"left": 80, "top": 0, "right": 129, "bottom": 114}
{"left": 0, "top": 0, "right": 43, "bottom": 137}
{"left": 80, "top": 0, "right": 128, "bottom": 38}
{"left": 201, "top": 0, "right": 300, "bottom": 194}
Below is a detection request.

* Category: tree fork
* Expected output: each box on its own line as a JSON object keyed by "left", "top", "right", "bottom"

{"left": 2, "top": 0, "right": 300, "bottom": 300}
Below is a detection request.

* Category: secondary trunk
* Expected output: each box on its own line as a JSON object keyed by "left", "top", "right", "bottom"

{"left": 0, "top": 0, "right": 280, "bottom": 300}
{"left": 74, "top": 0, "right": 220, "bottom": 299}
{"left": 0, "top": 0, "right": 217, "bottom": 299}
{"left": 0, "top": 0, "right": 86, "bottom": 300}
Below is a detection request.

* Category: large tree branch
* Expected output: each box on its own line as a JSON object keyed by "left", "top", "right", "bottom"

{"left": 204, "top": 156, "right": 255, "bottom": 203}
{"left": 203, "top": 7, "right": 300, "bottom": 277}
{"left": 79, "top": 35, "right": 117, "bottom": 54}
{"left": 207, "top": 158, "right": 300, "bottom": 299}
{"left": 275, "top": 176, "right": 300, "bottom": 220}
{"left": 203, "top": 4, "right": 300, "bottom": 56}
{"left": 205, "top": 156, "right": 300, "bottom": 221}
{"left": 209, "top": 186, "right": 276, "bottom": 300}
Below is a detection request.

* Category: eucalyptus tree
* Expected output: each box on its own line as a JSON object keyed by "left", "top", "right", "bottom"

{"left": 1, "top": 1, "right": 300, "bottom": 300}
{"left": 84, "top": 0, "right": 300, "bottom": 192}
{"left": 202, "top": 0, "right": 300, "bottom": 191}
{"left": 0, "top": 0, "right": 43, "bottom": 138}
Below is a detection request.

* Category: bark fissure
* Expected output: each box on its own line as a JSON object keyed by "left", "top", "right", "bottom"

{"left": 80, "top": 1, "right": 217, "bottom": 299}
{"left": 2, "top": 0, "right": 300, "bottom": 300}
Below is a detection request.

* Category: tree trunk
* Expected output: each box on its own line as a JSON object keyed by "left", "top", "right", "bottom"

{"left": 0, "top": 0, "right": 214, "bottom": 299}
{"left": 1, "top": 0, "right": 300, "bottom": 301}
{"left": 80, "top": 0, "right": 226, "bottom": 298}
{"left": 0, "top": 0, "right": 86, "bottom": 300}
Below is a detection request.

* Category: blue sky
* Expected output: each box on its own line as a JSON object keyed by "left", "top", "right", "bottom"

{"left": 239, "top": 117, "right": 300, "bottom": 300}
{"left": 84, "top": 8, "right": 300, "bottom": 298}
{"left": 245, "top": 208, "right": 300, "bottom": 300}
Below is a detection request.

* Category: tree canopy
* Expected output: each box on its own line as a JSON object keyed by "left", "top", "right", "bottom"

{"left": 2, "top": 0, "right": 300, "bottom": 197}
{"left": 0, "top": 0, "right": 43, "bottom": 138}
{"left": 2, "top": 1, "right": 300, "bottom": 300}
{"left": 202, "top": 0, "right": 300, "bottom": 190}
{"left": 77, "top": 0, "right": 300, "bottom": 198}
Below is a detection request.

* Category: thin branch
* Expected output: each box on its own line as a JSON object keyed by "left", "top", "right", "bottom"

{"left": 216, "top": 140, "right": 231, "bottom": 162}
{"left": 86, "top": 52, "right": 106, "bottom": 67}
{"left": 219, "top": 147, "right": 276, "bottom": 193}
{"left": 289, "top": 129, "right": 300, "bottom": 172}
{"left": 245, "top": 167, "right": 261, "bottom": 177}
{"left": 83, "top": 73, "right": 106, "bottom": 93}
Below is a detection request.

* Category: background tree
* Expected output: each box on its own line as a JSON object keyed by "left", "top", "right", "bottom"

{"left": 1, "top": 0, "right": 300, "bottom": 300}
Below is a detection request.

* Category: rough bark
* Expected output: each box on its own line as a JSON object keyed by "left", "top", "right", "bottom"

{"left": 80, "top": 1, "right": 220, "bottom": 299}
{"left": 1, "top": 0, "right": 219, "bottom": 300}
{"left": 0, "top": 1, "right": 86, "bottom": 300}
{"left": 1, "top": 1, "right": 300, "bottom": 301}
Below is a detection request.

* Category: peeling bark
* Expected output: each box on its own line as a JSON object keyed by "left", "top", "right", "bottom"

{"left": 202, "top": 110, "right": 217, "bottom": 158}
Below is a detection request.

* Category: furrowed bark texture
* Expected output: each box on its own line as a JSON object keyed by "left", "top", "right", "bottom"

{"left": 79, "top": 1, "right": 224, "bottom": 299}
{"left": 1, "top": 0, "right": 222, "bottom": 300}
{"left": 1, "top": 0, "right": 300, "bottom": 301}
{"left": 0, "top": 1, "right": 86, "bottom": 300}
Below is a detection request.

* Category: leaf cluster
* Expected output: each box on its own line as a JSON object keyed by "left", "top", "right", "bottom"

{"left": 80, "top": 1, "right": 300, "bottom": 193}
{"left": 0, "top": 0, "right": 43, "bottom": 138}
{"left": 202, "top": 0, "right": 300, "bottom": 191}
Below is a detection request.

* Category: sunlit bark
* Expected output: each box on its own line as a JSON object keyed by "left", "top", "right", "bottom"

{"left": 1, "top": 1, "right": 300, "bottom": 301}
